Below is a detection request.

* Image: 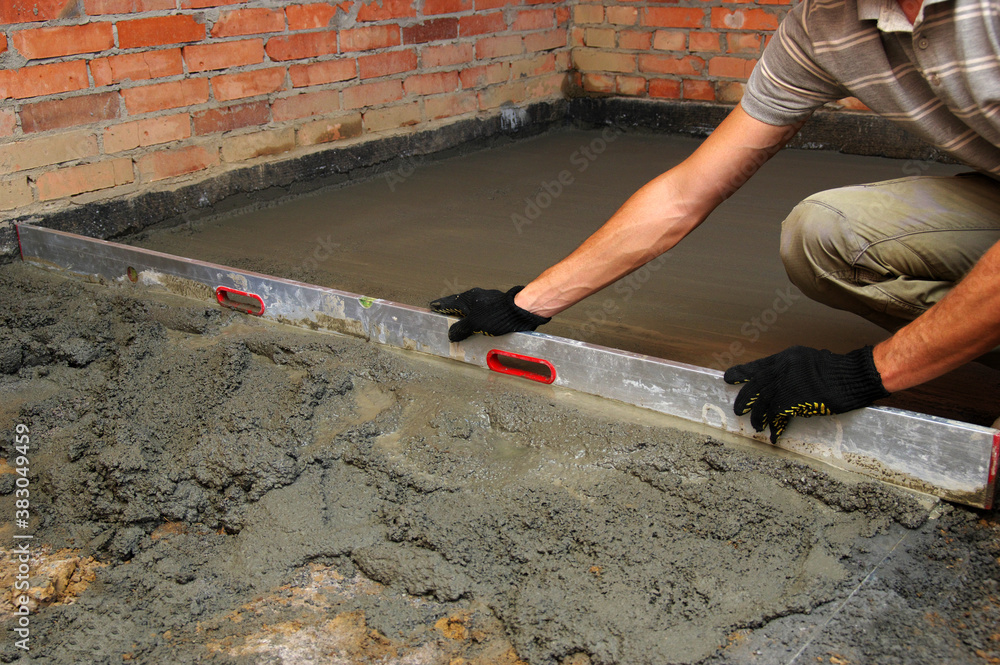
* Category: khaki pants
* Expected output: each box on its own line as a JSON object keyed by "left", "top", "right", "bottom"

{"left": 780, "top": 173, "right": 1000, "bottom": 332}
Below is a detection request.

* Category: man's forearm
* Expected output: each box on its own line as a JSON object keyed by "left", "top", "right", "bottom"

{"left": 513, "top": 170, "right": 705, "bottom": 317}
{"left": 514, "top": 105, "right": 801, "bottom": 317}
{"left": 874, "top": 239, "right": 1000, "bottom": 392}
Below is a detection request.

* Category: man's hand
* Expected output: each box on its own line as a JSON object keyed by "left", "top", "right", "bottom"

{"left": 724, "top": 346, "right": 890, "bottom": 443}
{"left": 430, "top": 286, "right": 551, "bottom": 343}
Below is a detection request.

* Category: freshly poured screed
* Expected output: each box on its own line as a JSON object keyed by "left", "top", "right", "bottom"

{"left": 131, "top": 128, "right": 997, "bottom": 425}
{"left": 3, "top": 259, "right": 980, "bottom": 665}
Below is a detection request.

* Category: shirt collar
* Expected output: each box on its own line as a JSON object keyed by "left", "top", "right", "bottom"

{"left": 857, "top": 0, "right": 950, "bottom": 32}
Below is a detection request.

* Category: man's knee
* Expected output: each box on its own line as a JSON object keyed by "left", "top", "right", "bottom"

{"left": 779, "top": 193, "right": 855, "bottom": 297}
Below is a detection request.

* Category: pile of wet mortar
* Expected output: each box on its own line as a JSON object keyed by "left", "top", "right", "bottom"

{"left": 1, "top": 261, "right": 998, "bottom": 665}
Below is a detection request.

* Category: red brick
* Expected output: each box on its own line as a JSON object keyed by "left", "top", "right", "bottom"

{"left": 297, "top": 113, "right": 362, "bottom": 146}
{"left": 11, "top": 23, "right": 114, "bottom": 59}
{"left": 222, "top": 127, "right": 295, "bottom": 163}
{"left": 289, "top": 59, "right": 356, "bottom": 87}
{"left": 342, "top": 79, "right": 403, "bottom": 109}
{"left": 21, "top": 92, "right": 120, "bottom": 133}
{"left": 425, "top": 91, "right": 477, "bottom": 119}
{"left": 556, "top": 6, "right": 570, "bottom": 25}
{"left": 727, "top": 32, "right": 762, "bottom": 53}
{"left": 358, "top": 50, "right": 417, "bottom": 79}
{"left": 584, "top": 27, "right": 615, "bottom": 49}
{"left": 0, "top": 176, "right": 32, "bottom": 210}
{"left": 638, "top": 54, "right": 704, "bottom": 76}
{"left": 0, "top": 130, "right": 98, "bottom": 175}
{"left": 272, "top": 89, "right": 339, "bottom": 121}
{"left": 103, "top": 113, "right": 190, "bottom": 153}
{"left": 689, "top": 31, "right": 720, "bottom": 52}
{"left": 475, "top": 0, "right": 517, "bottom": 9}
{"left": 357, "top": 0, "right": 415, "bottom": 21}
{"left": 285, "top": 3, "right": 339, "bottom": 30}
{"left": 118, "top": 15, "right": 205, "bottom": 49}
{"left": 341, "top": 25, "right": 400, "bottom": 52}
{"left": 711, "top": 7, "right": 778, "bottom": 31}
{"left": 510, "top": 52, "right": 556, "bottom": 78}
{"left": 476, "top": 35, "right": 522, "bottom": 59}
{"left": 573, "top": 4, "right": 602, "bottom": 24}
{"left": 511, "top": 9, "right": 553, "bottom": 31}
{"left": 0, "top": 60, "right": 88, "bottom": 100}
{"left": 619, "top": 30, "right": 652, "bottom": 50}
{"left": 707, "top": 55, "right": 757, "bottom": 79}
{"left": 652, "top": 29, "right": 685, "bottom": 51}
{"left": 478, "top": 79, "right": 528, "bottom": 110}
{"left": 424, "top": 0, "right": 471, "bottom": 14}
{"left": 403, "top": 70, "right": 459, "bottom": 96}
{"left": 138, "top": 144, "right": 219, "bottom": 182}
{"left": 184, "top": 39, "right": 264, "bottom": 73}
{"left": 0, "top": 109, "right": 15, "bottom": 137}
{"left": 649, "top": 78, "right": 680, "bottom": 99}
{"left": 1, "top": 0, "right": 74, "bottom": 23}
{"left": 193, "top": 100, "right": 269, "bottom": 134}
{"left": 460, "top": 12, "right": 506, "bottom": 36}
{"left": 573, "top": 49, "right": 635, "bottom": 74}
{"left": 265, "top": 32, "right": 338, "bottom": 61}
{"left": 459, "top": 62, "right": 507, "bottom": 88}
{"left": 717, "top": 80, "right": 745, "bottom": 103}
{"left": 363, "top": 103, "right": 420, "bottom": 132}
{"left": 0, "top": 34, "right": 6, "bottom": 54}
{"left": 181, "top": 0, "right": 242, "bottom": 8}
{"left": 212, "top": 67, "right": 286, "bottom": 101}
{"left": 122, "top": 78, "right": 210, "bottom": 115}
{"left": 402, "top": 18, "right": 458, "bottom": 44}
{"left": 84, "top": 0, "right": 173, "bottom": 14}
{"left": 616, "top": 75, "right": 645, "bottom": 96}
{"left": 524, "top": 29, "right": 566, "bottom": 52}
{"left": 422, "top": 42, "right": 473, "bottom": 68}
{"left": 582, "top": 73, "right": 614, "bottom": 94}
{"left": 606, "top": 5, "right": 637, "bottom": 25}
{"left": 36, "top": 158, "right": 133, "bottom": 201}
{"left": 642, "top": 7, "right": 704, "bottom": 29}
{"left": 90, "top": 49, "right": 183, "bottom": 87}
{"left": 212, "top": 8, "right": 286, "bottom": 37}
{"left": 682, "top": 78, "right": 715, "bottom": 100}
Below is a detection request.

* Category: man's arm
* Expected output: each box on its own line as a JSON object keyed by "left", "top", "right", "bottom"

{"left": 513, "top": 105, "right": 802, "bottom": 317}
{"left": 874, "top": 239, "right": 1000, "bottom": 392}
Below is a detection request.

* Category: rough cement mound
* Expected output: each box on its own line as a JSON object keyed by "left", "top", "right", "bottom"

{"left": 0, "top": 261, "right": 997, "bottom": 664}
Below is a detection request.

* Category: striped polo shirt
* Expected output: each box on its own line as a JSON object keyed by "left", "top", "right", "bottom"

{"left": 741, "top": 0, "right": 1000, "bottom": 178}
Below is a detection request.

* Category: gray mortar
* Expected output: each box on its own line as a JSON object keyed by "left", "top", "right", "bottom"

{"left": 1, "top": 261, "right": 998, "bottom": 665}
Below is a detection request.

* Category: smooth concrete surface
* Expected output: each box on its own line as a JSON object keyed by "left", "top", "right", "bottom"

{"left": 132, "top": 128, "right": 999, "bottom": 425}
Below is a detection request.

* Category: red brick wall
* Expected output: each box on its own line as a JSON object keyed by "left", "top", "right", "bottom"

{"left": 0, "top": 0, "right": 868, "bottom": 215}
{"left": 570, "top": 0, "right": 782, "bottom": 101}
{"left": 0, "top": 0, "right": 569, "bottom": 212}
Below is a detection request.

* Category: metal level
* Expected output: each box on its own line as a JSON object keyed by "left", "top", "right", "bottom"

{"left": 17, "top": 223, "right": 999, "bottom": 508}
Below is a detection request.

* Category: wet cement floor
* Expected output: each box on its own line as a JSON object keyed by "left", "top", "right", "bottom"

{"left": 2, "top": 259, "right": 999, "bottom": 665}
{"left": 129, "top": 127, "right": 1000, "bottom": 426}
{"left": 4, "top": 127, "right": 1000, "bottom": 665}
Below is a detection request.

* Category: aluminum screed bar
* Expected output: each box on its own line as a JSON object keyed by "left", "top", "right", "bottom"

{"left": 16, "top": 223, "right": 999, "bottom": 508}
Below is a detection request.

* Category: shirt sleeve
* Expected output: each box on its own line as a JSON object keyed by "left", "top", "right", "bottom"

{"left": 741, "top": 0, "right": 851, "bottom": 126}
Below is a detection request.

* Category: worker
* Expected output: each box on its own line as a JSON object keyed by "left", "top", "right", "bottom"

{"left": 431, "top": 0, "right": 1000, "bottom": 442}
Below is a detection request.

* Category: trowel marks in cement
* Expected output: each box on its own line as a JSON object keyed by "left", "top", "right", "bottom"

{"left": 1, "top": 262, "right": 997, "bottom": 665}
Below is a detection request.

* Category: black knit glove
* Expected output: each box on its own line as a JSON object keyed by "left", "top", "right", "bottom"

{"left": 430, "top": 286, "right": 551, "bottom": 343}
{"left": 723, "top": 345, "right": 889, "bottom": 443}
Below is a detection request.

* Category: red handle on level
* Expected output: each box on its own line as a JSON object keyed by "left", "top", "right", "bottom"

{"left": 215, "top": 286, "right": 265, "bottom": 316}
{"left": 486, "top": 349, "right": 556, "bottom": 384}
